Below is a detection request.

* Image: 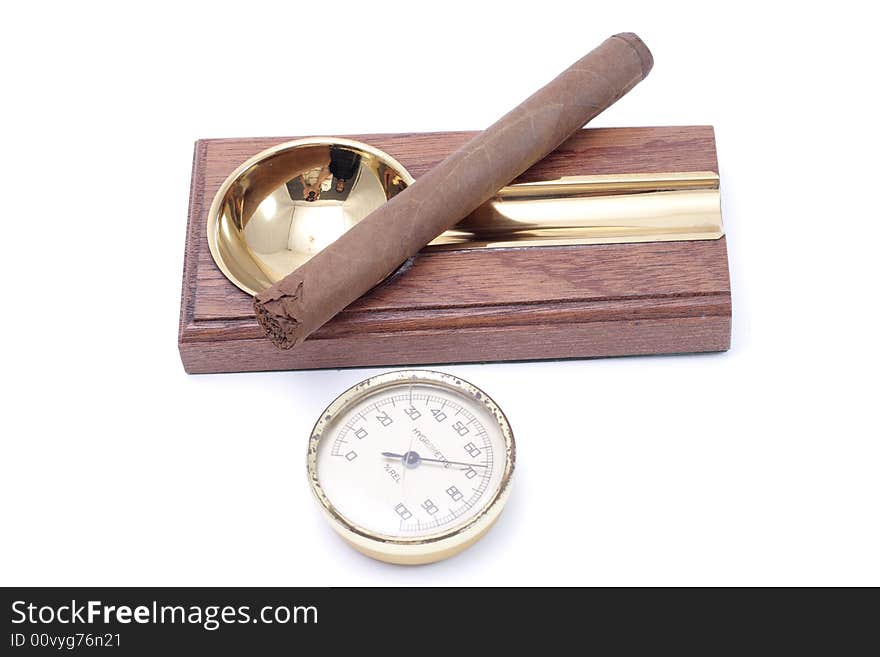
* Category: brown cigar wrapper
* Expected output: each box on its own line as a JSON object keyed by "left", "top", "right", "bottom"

{"left": 254, "top": 33, "right": 653, "bottom": 349}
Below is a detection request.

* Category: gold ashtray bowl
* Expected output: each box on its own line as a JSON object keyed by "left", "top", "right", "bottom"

{"left": 208, "top": 137, "right": 414, "bottom": 296}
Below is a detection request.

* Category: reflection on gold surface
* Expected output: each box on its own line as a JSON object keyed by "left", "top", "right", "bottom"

{"left": 208, "top": 137, "right": 724, "bottom": 296}
{"left": 208, "top": 138, "right": 412, "bottom": 296}
{"left": 428, "top": 171, "right": 723, "bottom": 250}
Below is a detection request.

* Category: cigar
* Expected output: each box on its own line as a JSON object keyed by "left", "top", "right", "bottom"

{"left": 254, "top": 33, "right": 653, "bottom": 349}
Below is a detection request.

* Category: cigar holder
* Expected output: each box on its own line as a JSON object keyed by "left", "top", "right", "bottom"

{"left": 207, "top": 138, "right": 723, "bottom": 296}
{"left": 179, "top": 127, "right": 731, "bottom": 373}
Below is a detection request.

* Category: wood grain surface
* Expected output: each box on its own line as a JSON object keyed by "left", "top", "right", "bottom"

{"left": 178, "top": 126, "right": 730, "bottom": 373}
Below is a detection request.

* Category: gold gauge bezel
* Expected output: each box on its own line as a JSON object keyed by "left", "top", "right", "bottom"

{"left": 306, "top": 370, "right": 515, "bottom": 565}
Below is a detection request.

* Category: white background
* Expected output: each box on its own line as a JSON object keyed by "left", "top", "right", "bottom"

{"left": 2, "top": 1, "right": 877, "bottom": 586}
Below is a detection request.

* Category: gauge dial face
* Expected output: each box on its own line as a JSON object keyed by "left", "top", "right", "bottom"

{"left": 309, "top": 372, "right": 513, "bottom": 545}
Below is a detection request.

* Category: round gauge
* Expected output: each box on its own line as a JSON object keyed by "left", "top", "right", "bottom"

{"left": 307, "top": 370, "right": 515, "bottom": 564}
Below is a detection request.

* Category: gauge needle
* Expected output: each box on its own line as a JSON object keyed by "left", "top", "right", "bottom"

{"left": 382, "top": 452, "right": 487, "bottom": 469}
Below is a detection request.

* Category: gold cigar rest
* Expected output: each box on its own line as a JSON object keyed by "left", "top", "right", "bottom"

{"left": 208, "top": 137, "right": 722, "bottom": 296}
{"left": 180, "top": 126, "right": 731, "bottom": 373}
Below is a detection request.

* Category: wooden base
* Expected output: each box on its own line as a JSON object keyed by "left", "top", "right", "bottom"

{"left": 179, "top": 126, "right": 731, "bottom": 373}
